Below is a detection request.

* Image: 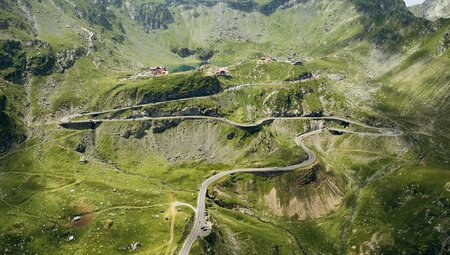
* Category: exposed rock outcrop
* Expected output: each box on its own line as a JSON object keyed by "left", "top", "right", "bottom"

{"left": 170, "top": 47, "right": 214, "bottom": 61}
{"left": 437, "top": 30, "right": 450, "bottom": 55}
{"left": 262, "top": 89, "right": 305, "bottom": 117}
{"left": 55, "top": 47, "right": 87, "bottom": 73}
{"left": 25, "top": 40, "right": 55, "bottom": 76}
{"left": 285, "top": 72, "right": 314, "bottom": 82}
{"left": 0, "top": 40, "right": 26, "bottom": 84}
{"left": 120, "top": 119, "right": 183, "bottom": 138}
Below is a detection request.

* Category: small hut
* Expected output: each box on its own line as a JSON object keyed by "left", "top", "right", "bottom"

{"left": 214, "top": 68, "right": 230, "bottom": 76}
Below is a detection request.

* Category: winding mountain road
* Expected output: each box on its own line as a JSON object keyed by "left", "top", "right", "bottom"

{"left": 177, "top": 124, "right": 399, "bottom": 255}
{"left": 60, "top": 101, "right": 401, "bottom": 255}
{"left": 178, "top": 129, "right": 322, "bottom": 255}
{"left": 59, "top": 78, "right": 318, "bottom": 124}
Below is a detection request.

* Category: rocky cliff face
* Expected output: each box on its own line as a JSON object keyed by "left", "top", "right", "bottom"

{"left": 0, "top": 39, "right": 87, "bottom": 84}
{"left": 0, "top": 40, "right": 55, "bottom": 84}
{"left": 125, "top": 1, "right": 174, "bottom": 32}
{"left": 409, "top": 0, "right": 450, "bottom": 21}
{"left": 421, "top": 0, "right": 450, "bottom": 20}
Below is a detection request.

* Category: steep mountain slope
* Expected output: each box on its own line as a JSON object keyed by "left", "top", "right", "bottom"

{"left": 0, "top": 0, "right": 437, "bottom": 127}
{"left": 0, "top": 81, "right": 26, "bottom": 153}
{"left": 0, "top": 0, "right": 449, "bottom": 254}
{"left": 1, "top": 0, "right": 365, "bottom": 125}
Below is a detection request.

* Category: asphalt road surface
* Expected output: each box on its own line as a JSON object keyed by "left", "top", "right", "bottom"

{"left": 60, "top": 101, "right": 402, "bottom": 255}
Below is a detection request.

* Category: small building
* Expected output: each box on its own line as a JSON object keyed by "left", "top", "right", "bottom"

{"left": 259, "top": 57, "right": 273, "bottom": 63}
{"left": 214, "top": 68, "right": 230, "bottom": 76}
{"left": 149, "top": 66, "right": 169, "bottom": 76}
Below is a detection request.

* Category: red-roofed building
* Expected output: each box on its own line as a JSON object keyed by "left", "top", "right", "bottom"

{"left": 150, "top": 66, "right": 169, "bottom": 76}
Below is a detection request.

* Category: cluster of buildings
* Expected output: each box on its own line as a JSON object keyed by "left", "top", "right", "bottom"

{"left": 145, "top": 65, "right": 231, "bottom": 77}
{"left": 146, "top": 56, "right": 302, "bottom": 78}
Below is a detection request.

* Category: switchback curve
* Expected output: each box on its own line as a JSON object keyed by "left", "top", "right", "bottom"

{"left": 60, "top": 104, "right": 401, "bottom": 255}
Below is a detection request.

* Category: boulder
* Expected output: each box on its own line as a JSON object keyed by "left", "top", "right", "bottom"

{"left": 104, "top": 219, "right": 113, "bottom": 229}
{"left": 79, "top": 156, "right": 88, "bottom": 163}
{"left": 130, "top": 242, "right": 141, "bottom": 251}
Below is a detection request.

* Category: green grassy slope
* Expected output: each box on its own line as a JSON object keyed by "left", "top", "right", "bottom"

{"left": 375, "top": 22, "right": 450, "bottom": 164}
{"left": 0, "top": 0, "right": 449, "bottom": 254}
{"left": 0, "top": 117, "right": 316, "bottom": 254}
